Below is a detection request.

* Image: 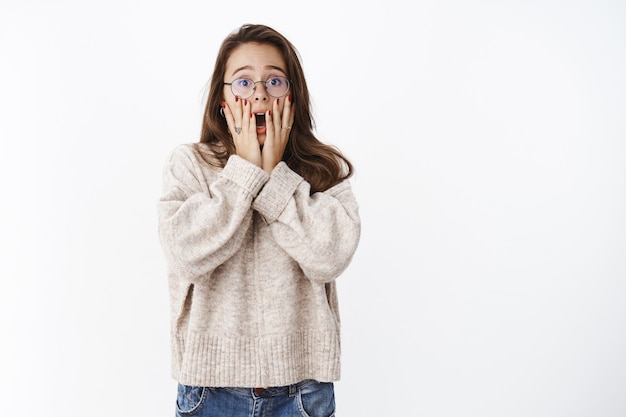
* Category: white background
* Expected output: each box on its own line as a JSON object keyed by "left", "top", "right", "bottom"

{"left": 1, "top": 0, "right": 625, "bottom": 416}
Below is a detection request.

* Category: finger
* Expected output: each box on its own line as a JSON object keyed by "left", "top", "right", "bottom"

{"left": 265, "top": 109, "right": 274, "bottom": 139}
{"left": 228, "top": 96, "right": 244, "bottom": 136}
{"left": 242, "top": 98, "right": 253, "bottom": 134}
{"left": 281, "top": 94, "right": 294, "bottom": 131}
{"left": 272, "top": 98, "right": 283, "bottom": 135}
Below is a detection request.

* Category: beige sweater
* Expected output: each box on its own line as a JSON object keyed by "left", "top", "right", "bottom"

{"left": 157, "top": 144, "right": 361, "bottom": 388}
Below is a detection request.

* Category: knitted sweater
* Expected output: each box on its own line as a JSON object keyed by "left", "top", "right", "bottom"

{"left": 157, "top": 143, "right": 361, "bottom": 388}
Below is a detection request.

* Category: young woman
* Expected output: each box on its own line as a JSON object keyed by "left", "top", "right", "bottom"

{"left": 157, "top": 23, "right": 361, "bottom": 417}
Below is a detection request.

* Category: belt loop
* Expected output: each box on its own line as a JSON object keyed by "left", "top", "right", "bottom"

{"left": 288, "top": 383, "right": 297, "bottom": 397}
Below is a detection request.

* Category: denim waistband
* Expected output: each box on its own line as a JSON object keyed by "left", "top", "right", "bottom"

{"left": 221, "top": 379, "right": 317, "bottom": 398}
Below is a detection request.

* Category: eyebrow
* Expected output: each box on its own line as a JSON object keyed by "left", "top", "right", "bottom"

{"left": 230, "top": 65, "right": 287, "bottom": 78}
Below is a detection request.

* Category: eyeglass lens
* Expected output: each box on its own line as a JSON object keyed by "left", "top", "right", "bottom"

{"left": 230, "top": 77, "right": 289, "bottom": 98}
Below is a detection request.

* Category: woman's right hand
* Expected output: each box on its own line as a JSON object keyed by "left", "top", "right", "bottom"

{"left": 222, "top": 98, "right": 262, "bottom": 167}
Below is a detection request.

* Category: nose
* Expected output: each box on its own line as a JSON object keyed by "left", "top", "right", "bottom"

{"left": 252, "top": 81, "right": 269, "bottom": 101}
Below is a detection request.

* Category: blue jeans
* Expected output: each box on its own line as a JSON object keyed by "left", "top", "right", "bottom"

{"left": 175, "top": 379, "right": 335, "bottom": 417}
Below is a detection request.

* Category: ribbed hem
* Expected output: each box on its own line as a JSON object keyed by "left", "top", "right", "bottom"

{"left": 220, "top": 155, "right": 269, "bottom": 197}
{"left": 171, "top": 330, "right": 340, "bottom": 387}
{"left": 252, "top": 162, "right": 303, "bottom": 223}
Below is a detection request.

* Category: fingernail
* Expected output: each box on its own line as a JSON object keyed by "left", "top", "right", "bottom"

{"left": 221, "top": 102, "right": 226, "bottom": 108}
{"left": 288, "top": 94, "right": 291, "bottom": 102}
{"left": 244, "top": 99, "right": 248, "bottom": 106}
{"left": 276, "top": 98, "right": 279, "bottom": 105}
{"left": 235, "top": 96, "right": 239, "bottom": 102}
{"left": 250, "top": 112, "right": 253, "bottom": 118}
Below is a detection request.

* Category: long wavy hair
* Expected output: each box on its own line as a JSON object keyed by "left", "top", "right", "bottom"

{"left": 196, "top": 23, "right": 353, "bottom": 193}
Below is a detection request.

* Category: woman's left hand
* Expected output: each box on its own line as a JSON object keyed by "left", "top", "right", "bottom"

{"left": 262, "top": 95, "right": 294, "bottom": 173}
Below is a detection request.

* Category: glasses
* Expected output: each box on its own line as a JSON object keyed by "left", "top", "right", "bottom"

{"left": 224, "top": 76, "right": 290, "bottom": 99}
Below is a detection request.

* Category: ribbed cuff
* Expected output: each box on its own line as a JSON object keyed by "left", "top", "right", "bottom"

{"left": 252, "top": 162, "right": 303, "bottom": 223}
{"left": 220, "top": 155, "right": 269, "bottom": 197}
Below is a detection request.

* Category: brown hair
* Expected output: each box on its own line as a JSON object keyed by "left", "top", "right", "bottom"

{"left": 196, "top": 23, "right": 353, "bottom": 193}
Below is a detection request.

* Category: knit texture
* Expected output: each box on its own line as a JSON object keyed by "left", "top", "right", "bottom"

{"left": 157, "top": 144, "right": 360, "bottom": 387}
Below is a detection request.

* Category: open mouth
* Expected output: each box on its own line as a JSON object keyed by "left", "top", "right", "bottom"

{"left": 255, "top": 113, "right": 266, "bottom": 128}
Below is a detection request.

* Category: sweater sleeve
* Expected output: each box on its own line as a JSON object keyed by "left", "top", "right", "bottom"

{"left": 252, "top": 162, "right": 361, "bottom": 283}
{"left": 157, "top": 145, "right": 269, "bottom": 284}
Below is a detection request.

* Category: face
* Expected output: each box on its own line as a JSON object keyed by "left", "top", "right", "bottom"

{"left": 223, "top": 42, "right": 289, "bottom": 144}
